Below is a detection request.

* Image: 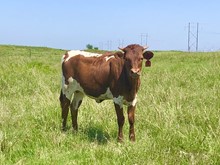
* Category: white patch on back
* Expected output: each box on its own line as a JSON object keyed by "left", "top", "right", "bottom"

{"left": 64, "top": 50, "right": 101, "bottom": 62}
{"left": 105, "top": 55, "right": 115, "bottom": 61}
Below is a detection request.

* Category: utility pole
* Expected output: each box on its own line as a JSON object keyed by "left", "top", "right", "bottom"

{"left": 188, "top": 23, "right": 190, "bottom": 52}
{"left": 106, "top": 40, "right": 112, "bottom": 50}
{"left": 196, "top": 23, "right": 199, "bottom": 52}
{"left": 99, "top": 42, "right": 103, "bottom": 50}
{"left": 140, "top": 33, "right": 148, "bottom": 46}
{"left": 118, "top": 39, "right": 124, "bottom": 48}
{"left": 188, "top": 22, "right": 199, "bottom": 52}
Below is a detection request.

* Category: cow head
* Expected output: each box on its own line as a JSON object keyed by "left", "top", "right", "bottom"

{"left": 119, "top": 44, "right": 154, "bottom": 79}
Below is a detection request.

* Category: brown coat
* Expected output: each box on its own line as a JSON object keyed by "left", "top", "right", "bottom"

{"left": 60, "top": 44, "right": 153, "bottom": 141}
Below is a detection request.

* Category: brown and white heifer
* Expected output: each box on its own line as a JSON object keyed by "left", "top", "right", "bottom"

{"left": 59, "top": 44, "right": 153, "bottom": 141}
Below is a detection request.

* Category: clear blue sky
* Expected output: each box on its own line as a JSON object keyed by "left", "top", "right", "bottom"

{"left": 1, "top": 0, "right": 220, "bottom": 51}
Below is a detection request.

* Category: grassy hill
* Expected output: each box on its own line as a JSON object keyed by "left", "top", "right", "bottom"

{"left": 0, "top": 45, "right": 220, "bottom": 164}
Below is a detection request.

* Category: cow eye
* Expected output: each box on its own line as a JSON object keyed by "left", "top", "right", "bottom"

{"left": 139, "top": 57, "right": 144, "bottom": 61}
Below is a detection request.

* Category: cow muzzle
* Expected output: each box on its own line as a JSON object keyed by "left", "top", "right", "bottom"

{"left": 130, "top": 68, "right": 141, "bottom": 78}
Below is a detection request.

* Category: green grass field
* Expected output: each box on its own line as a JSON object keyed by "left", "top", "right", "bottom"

{"left": 0, "top": 45, "right": 220, "bottom": 164}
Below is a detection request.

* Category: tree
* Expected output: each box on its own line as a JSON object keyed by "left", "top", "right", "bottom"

{"left": 86, "top": 44, "right": 93, "bottom": 49}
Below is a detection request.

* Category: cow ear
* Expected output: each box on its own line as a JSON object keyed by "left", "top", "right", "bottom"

{"left": 143, "top": 51, "right": 154, "bottom": 67}
{"left": 143, "top": 51, "right": 154, "bottom": 60}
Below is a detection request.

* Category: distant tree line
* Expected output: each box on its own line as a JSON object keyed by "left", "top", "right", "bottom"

{"left": 86, "top": 44, "right": 98, "bottom": 50}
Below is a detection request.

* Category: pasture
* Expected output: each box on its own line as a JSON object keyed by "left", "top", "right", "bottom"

{"left": 0, "top": 45, "right": 220, "bottom": 164}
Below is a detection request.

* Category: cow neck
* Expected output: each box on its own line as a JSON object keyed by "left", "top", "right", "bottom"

{"left": 128, "top": 76, "right": 140, "bottom": 94}
{"left": 123, "top": 66, "right": 140, "bottom": 101}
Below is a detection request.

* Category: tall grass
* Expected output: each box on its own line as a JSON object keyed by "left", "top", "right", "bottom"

{"left": 0, "top": 45, "right": 220, "bottom": 164}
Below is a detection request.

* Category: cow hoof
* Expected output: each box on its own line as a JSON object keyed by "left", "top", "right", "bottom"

{"left": 72, "top": 126, "right": 78, "bottom": 133}
{"left": 129, "top": 135, "right": 135, "bottom": 142}
{"left": 62, "top": 127, "right": 67, "bottom": 132}
{"left": 117, "top": 137, "right": 124, "bottom": 143}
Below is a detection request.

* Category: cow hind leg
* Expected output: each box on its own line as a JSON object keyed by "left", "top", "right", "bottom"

{"left": 59, "top": 90, "right": 70, "bottom": 131}
{"left": 70, "top": 91, "right": 84, "bottom": 131}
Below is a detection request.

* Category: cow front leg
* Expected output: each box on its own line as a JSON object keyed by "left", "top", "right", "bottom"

{"left": 59, "top": 91, "right": 70, "bottom": 131}
{"left": 70, "top": 92, "right": 84, "bottom": 131}
{"left": 114, "top": 103, "right": 125, "bottom": 142}
{"left": 127, "top": 105, "right": 136, "bottom": 141}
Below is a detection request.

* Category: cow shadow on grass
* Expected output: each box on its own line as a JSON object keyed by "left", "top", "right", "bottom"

{"left": 84, "top": 126, "right": 113, "bottom": 144}
{"left": 59, "top": 124, "right": 115, "bottom": 144}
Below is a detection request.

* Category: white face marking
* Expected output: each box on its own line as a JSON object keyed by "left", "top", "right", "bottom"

{"left": 64, "top": 50, "right": 101, "bottom": 62}
{"left": 105, "top": 55, "right": 115, "bottom": 61}
{"left": 62, "top": 77, "right": 84, "bottom": 100}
